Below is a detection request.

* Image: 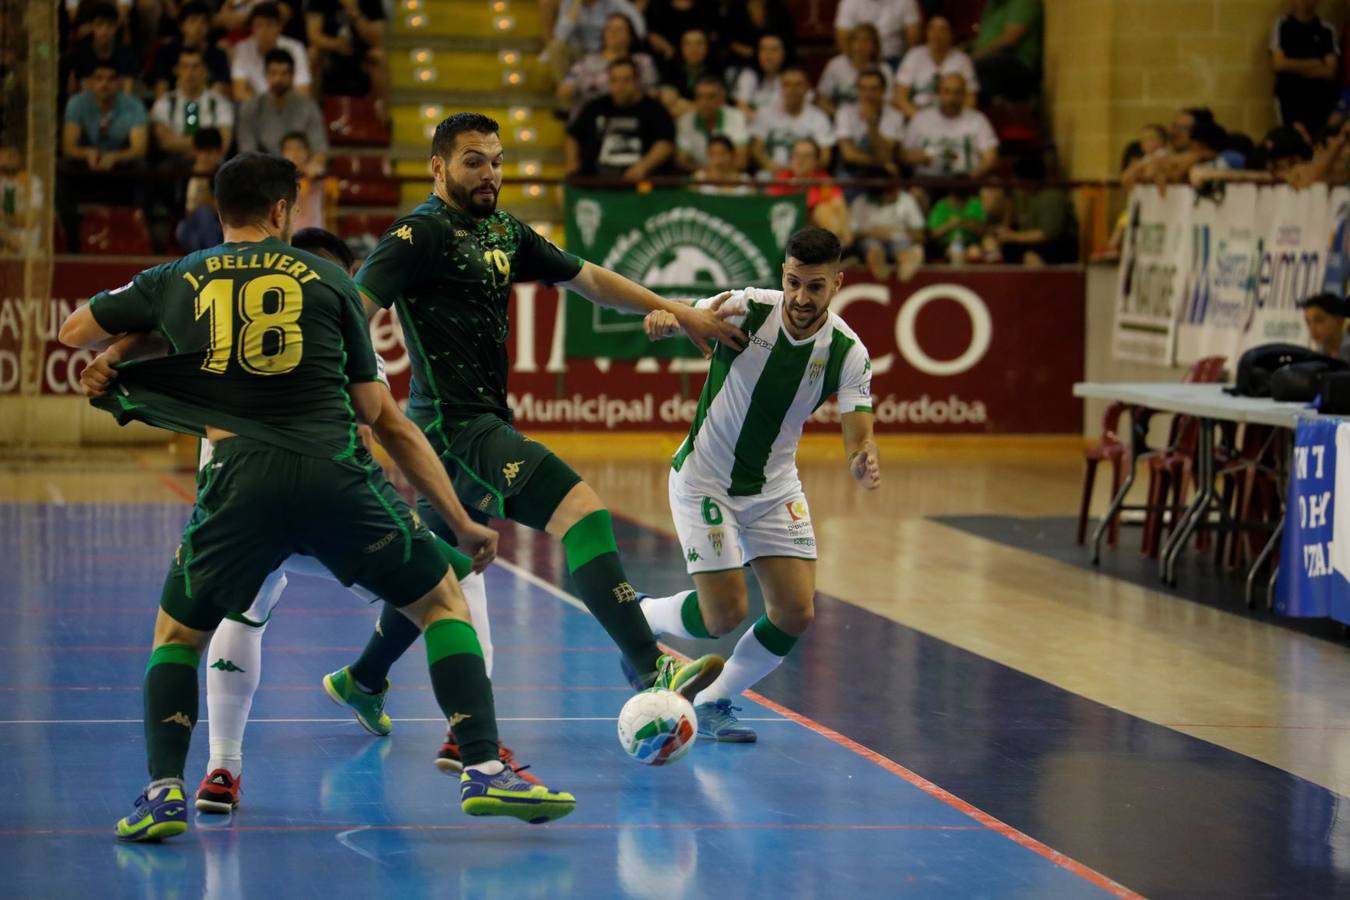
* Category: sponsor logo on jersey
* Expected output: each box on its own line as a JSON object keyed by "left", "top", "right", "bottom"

{"left": 365, "top": 530, "right": 399, "bottom": 554}
{"left": 614, "top": 582, "right": 639, "bottom": 603}
{"left": 477, "top": 494, "right": 494, "bottom": 511}
{"left": 786, "top": 498, "right": 809, "bottom": 521}
{"left": 808, "top": 359, "right": 825, "bottom": 382}
{"left": 686, "top": 547, "right": 701, "bottom": 563}
{"left": 708, "top": 527, "right": 724, "bottom": 556}
{"left": 393, "top": 225, "right": 415, "bottom": 244}
{"left": 209, "top": 658, "right": 245, "bottom": 673}
{"left": 488, "top": 219, "right": 510, "bottom": 240}
{"left": 448, "top": 712, "right": 472, "bottom": 727}
{"left": 161, "top": 712, "right": 193, "bottom": 729}
{"left": 747, "top": 333, "right": 772, "bottom": 350}
{"left": 502, "top": 460, "right": 524, "bottom": 485}
{"left": 792, "top": 537, "right": 816, "bottom": 548}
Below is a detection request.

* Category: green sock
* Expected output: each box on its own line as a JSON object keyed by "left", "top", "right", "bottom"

{"left": 562, "top": 509, "right": 662, "bottom": 678}
{"left": 349, "top": 536, "right": 469, "bottom": 691}
{"left": 424, "top": 619, "right": 499, "bottom": 765}
{"left": 143, "top": 644, "right": 200, "bottom": 780}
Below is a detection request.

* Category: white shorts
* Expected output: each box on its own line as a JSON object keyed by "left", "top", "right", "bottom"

{"left": 235, "top": 555, "right": 380, "bottom": 626}
{"left": 668, "top": 471, "right": 817, "bottom": 574}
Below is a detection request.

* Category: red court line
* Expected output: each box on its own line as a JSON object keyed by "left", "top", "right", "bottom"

{"left": 125, "top": 460, "right": 1138, "bottom": 896}
{"left": 0, "top": 822, "right": 982, "bottom": 837}
{"left": 126, "top": 451, "right": 195, "bottom": 503}
{"left": 745, "top": 689, "right": 1142, "bottom": 899}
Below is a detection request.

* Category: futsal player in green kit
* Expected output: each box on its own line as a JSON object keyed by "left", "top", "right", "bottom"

{"left": 59, "top": 153, "right": 575, "bottom": 840}
{"left": 322, "top": 112, "right": 747, "bottom": 769}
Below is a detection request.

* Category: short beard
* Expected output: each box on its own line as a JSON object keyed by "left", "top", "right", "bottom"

{"left": 450, "top": 181, "right": 498, "bottom": 219}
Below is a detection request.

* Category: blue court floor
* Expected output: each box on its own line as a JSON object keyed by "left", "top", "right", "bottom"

{"left": 2, "top": 500, "right": 1348, "bottom": 898}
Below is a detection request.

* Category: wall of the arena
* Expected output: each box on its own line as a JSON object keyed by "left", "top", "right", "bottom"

{"left": 0, "top": 260, "right": 1087, "bottom": 444}
{"left": 1044, "top": 0, "right": 1311, "bottom": 180}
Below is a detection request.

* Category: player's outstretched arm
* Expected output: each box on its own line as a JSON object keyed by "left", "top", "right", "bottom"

{"left": 644, "top": 291, "right": 740, "bottom": 342}
{"left": 842, "top": 411, "right": 881, "bottom": 490}
{"left": 358, "top": 384, "right": 499, "bottom": 572}
{"left": 560, "top": 262, "right": 746, "bottom": 356}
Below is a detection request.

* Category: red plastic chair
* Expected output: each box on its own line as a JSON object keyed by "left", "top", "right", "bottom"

{"left": 338, "top": 177, "right": 400, "bottom": 207}
{"left": 1076, "top": 401, "right": 1128, "bottom": 546}
{"left": 338, "top": 212, "right": 395, "bottom": 242}
{"left": 325, "top": 96, "right": 391, "bottom": 148}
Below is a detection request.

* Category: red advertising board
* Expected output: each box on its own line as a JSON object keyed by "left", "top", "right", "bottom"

{"left": 4, "top": 261, "right": 1084, "bottom": 433}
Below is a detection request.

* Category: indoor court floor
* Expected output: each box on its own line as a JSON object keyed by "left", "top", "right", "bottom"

{"left": 2, "top": 436, "right": 1349, "bottom": 899}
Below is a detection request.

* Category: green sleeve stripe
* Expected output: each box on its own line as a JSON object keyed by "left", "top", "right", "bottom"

{"left": 853, "top": 405, "right": 873, "bottom": 414}
{"left": 424, "top": 618, "right": 483, "bottom": 665}
{"left": 146, "top": 644, "right": 200, "bottom": 671}
{"left": 355, "top": 282, "right": 391, "bottom": 309}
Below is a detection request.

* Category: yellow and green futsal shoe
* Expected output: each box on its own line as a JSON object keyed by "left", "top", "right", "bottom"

{"left": 322, "top": 666, "right": 393, "bottom": 736}
{"left": 115, "top": 781, "right": 188, "bottom": 842}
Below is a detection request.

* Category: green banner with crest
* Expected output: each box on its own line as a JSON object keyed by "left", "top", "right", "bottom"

{"left": 562, "top": 188, "right": 807, "bottom": 358}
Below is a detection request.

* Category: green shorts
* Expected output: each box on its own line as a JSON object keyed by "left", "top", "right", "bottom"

{"left": 161, "top": 437, "right": 450, "bottom": 632}
{"left": 417, "top": 412, "right": 583, "bottom": 538}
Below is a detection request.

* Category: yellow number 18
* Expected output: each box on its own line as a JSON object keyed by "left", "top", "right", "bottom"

{"left": 194, "top": 275, "right": 305, "bottom": 375}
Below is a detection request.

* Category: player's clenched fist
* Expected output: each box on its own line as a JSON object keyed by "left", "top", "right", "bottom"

{"left": 644, "top": 309, "right": 681, "bottom": 340}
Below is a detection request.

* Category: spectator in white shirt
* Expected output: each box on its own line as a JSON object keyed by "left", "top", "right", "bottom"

{"left": 851, "top": 185, "right": 925, "bottom": 281}
{"left": 151, "top": 48, "right": 235, "bottom": 166}
{"left": 232, "top": 2, "right": 312, "bottom": 101}
{"left": 817, "top": 24, "right": 892, "bottom": 117}
{"left": 750, "top": 65, "right": 835, "bottom": 171}
{"left": 836, "top": 68, "right": 905, "bottom": 178}
{"left": 893, "top": 16, "right": 978, "bottom": 118}
{"left": 834, "top": 0, "right": 922, "bottom": 66}
{"left": 676, "top": 76, "right": 749, "bottom": 172}
{"left": 902, "top": 73, "right": 998, "bottom": 178}
{"left": 734, "top": 34, "right": 788, "bottom": 120}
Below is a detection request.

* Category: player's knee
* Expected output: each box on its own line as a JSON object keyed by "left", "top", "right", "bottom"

{"left": 771, "top": 600, "right": 815, "bottom": 636}
{"left": 406, "top": 571, "right": 471, "bottom": 630}
{"left": 152, "top": 608, "right": 211, "bottom": 653}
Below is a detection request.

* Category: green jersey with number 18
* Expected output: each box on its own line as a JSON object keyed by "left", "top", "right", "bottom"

{"left": 672, "top": 287, "right": 873, "bottom": 498}
{"left": 86, "top": 236, "right": 380, "bottom": 459}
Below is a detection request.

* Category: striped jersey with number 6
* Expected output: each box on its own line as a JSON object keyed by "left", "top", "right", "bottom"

{"left": 673, "top": 287, "right": 873, "bottom": 497}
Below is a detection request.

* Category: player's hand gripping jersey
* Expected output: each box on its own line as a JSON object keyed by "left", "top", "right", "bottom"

{"left": 672, "top": 287, "right": 873, "bottom": 498}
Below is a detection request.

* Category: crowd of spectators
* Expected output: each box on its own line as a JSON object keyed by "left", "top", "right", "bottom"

{"left": 50, "top": 0, "right": 386, "bottom": 252}
{"left": 555, "top": 0, "right": 1060, "bottom": 275}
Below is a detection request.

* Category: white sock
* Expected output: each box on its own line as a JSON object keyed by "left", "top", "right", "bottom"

{"left": 460, "top": 572, "right": 493, "bottom": 677}
{"left": 205, "top": 615, "right": 268, "bottom": 778}
{"left": 640, "top": 591, "right": 702, "bottom": 639}
{"left": 466, "top": 759, "right": 505, "bottom": 776}
{"left": 695, "top": 616, "right": 795, "bottom": 705}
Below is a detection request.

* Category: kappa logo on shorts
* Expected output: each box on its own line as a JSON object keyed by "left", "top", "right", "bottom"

{"left": 365, "top": 530, "right": 399, "bottom": 554}
{"left": 786, "top": 499, "right": 810, "bottom": 522}
{"left": 686, "top": 547, "right": 701, "bottom": 563}
{"left": 161, "top": 712, "right": 192, "bottom": 729}
{"left": 708, "top": 527, "right": 724, "bottom": 556}
{"left": 614, "top": 582, "right": 639, "bottom": 603}
{"left": 393, "top": 224, "right": 415, "bottom": 244}
{"left": 502, "top": 460, "right": 524, "bottom": 485}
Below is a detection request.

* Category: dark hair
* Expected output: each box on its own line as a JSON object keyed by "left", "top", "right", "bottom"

{"left": 90, "top": 59, "right": 120, "bottom": 77}
{"left": 857, "top": 67, "right": 887, "bottom": 88}
{"left": 281, "top": 130, "right": 310, "bottom": 150}
{"left": 82, "top": 2, "right": 119, "bottom": 25}
{"left": 249, "top": 2, "right": 281, "bottom": 24}
{"left": 1120, "top": 139, "right": 1144, "bottom": 172}
{"left": 607, "top": 55, "right": 639, "bottom": 75}
{"left": 781, "top": 64, "right": 810, "bottom": 80}
{"left": 263, "top": 48, "right": 295, "bottom": 70}
{"left": 1190, "top": 120, "right": 1228, "bottom": 153}
{"left": 178, "top": 47, "right": 205, "bottom": 65}
{"left": 603, "top": 13, "right": 637, "bottom": 46}
{"left": 431, "top": 111, "right": 501, "bottom": 158}
{"left": 1299, "top": 292, "right": 1348, "bottom": 317}
{"left": 214, "top": 152, "right": 299, "bottom": 227}
{"left": 695, "top": 74, "right": 725, "bottom": 92}
{"left": 1263, "top": 125, "right": 1313, "bottom": 163}
{"left": 292, "top": 227, "right": 355, "bottom": 270}
{"left": 786, "top": 227, "right": 842, "bottom": 266}
{"left": 1182, "top": 107, "right": 1215, "bottom": 128}
{"left": 179, "top": 1, "right": 211, "bottom": 23}
{"left": 1012, "top": 149, "right": 1047, "bottom": 181}
{"left": 707, "top": 134, "right": 735, "bottom": 154}
{"left": 193, "top": 127, "right": 224, "bottom": 151}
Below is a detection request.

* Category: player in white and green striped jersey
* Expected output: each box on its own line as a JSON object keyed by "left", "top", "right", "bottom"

{"left": 634, "top": 227, "right": 882, "bottom": 742}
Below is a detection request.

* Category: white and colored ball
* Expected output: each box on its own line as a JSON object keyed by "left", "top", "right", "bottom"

{"left": 617, "top": 688, "right": 698, "bottom": 765}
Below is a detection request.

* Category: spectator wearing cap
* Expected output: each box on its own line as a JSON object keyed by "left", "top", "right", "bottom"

{"left": 817, "top": 24, "right": 891, "bottom": 118}
{"left": 151, "top": 49, "right": 235, "bottom": 167}
{"left": 565, "top": 57, "right": 676, "bottom": 181}
{"left": 232, "top": 2, "right": 312, "bottom": 101}
{"left": 1300, "top": 293, "right": 1350, "bottom": 361}
{"left": 835, "top": 68, "right": 905, "bottom": 179}
{"left": 1271, "top": 0, "right": 1339, "bottom": 134}
{"left": 901, "top": 72, "right": 998, "bottom": 178}
{"left": 236, "top": 48, "right": 328, "bottom": 170}
{"left": 659, "top": 28, "right": 723, "bottom": 118}
{"left": 65, "top": 2, "right": 139, "bottom": 95}
{"left": 750, "top": 65, "right": 835, "bottom": 171}
{"left": 971, "top": 0, "right": 1042, "bottom": 103}
{"left": 148, "top": 2, "right": 232, "bottom": 98}
{"left": 548, "top": 0, "right": 646, "bottom": 86}
{"left": 558, "top": 14, "right": 659, "bottom": 118}
{"left": 734, "top": 34, "right": 789, "bottom": 120}
{"left": 676, "top": 76, "right": 749, "bottom": 173}
{"left": 834, "top": 0, "right": 921, "bottom": 68}
{"left": 893, "top": 16, "right": 977, "bottom": 119}
{"left": 306, "top": 0, "right": 388, "bottom": 106}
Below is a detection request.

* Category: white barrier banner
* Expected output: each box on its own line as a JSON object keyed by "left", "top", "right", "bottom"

{"left": 1238, "top": 184, "right": 1330, "bottom": 355}
{"left": 1112, "top": 187, "right": 1190, "bottom": 364}
{"left": 1175, "top": 185, "right": 1259, "bottom": 367}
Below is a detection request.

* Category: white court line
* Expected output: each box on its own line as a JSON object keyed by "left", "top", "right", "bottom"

{"left": 0, "top": 717, "right": 790, "bottom": 725}
{"left": 495, "top": 557, "right": 589, "bottom": 614}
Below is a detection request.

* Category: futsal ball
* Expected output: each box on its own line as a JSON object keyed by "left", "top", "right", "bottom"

{"left": 617, "top": 688, "right": 698, "bottom": 765}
